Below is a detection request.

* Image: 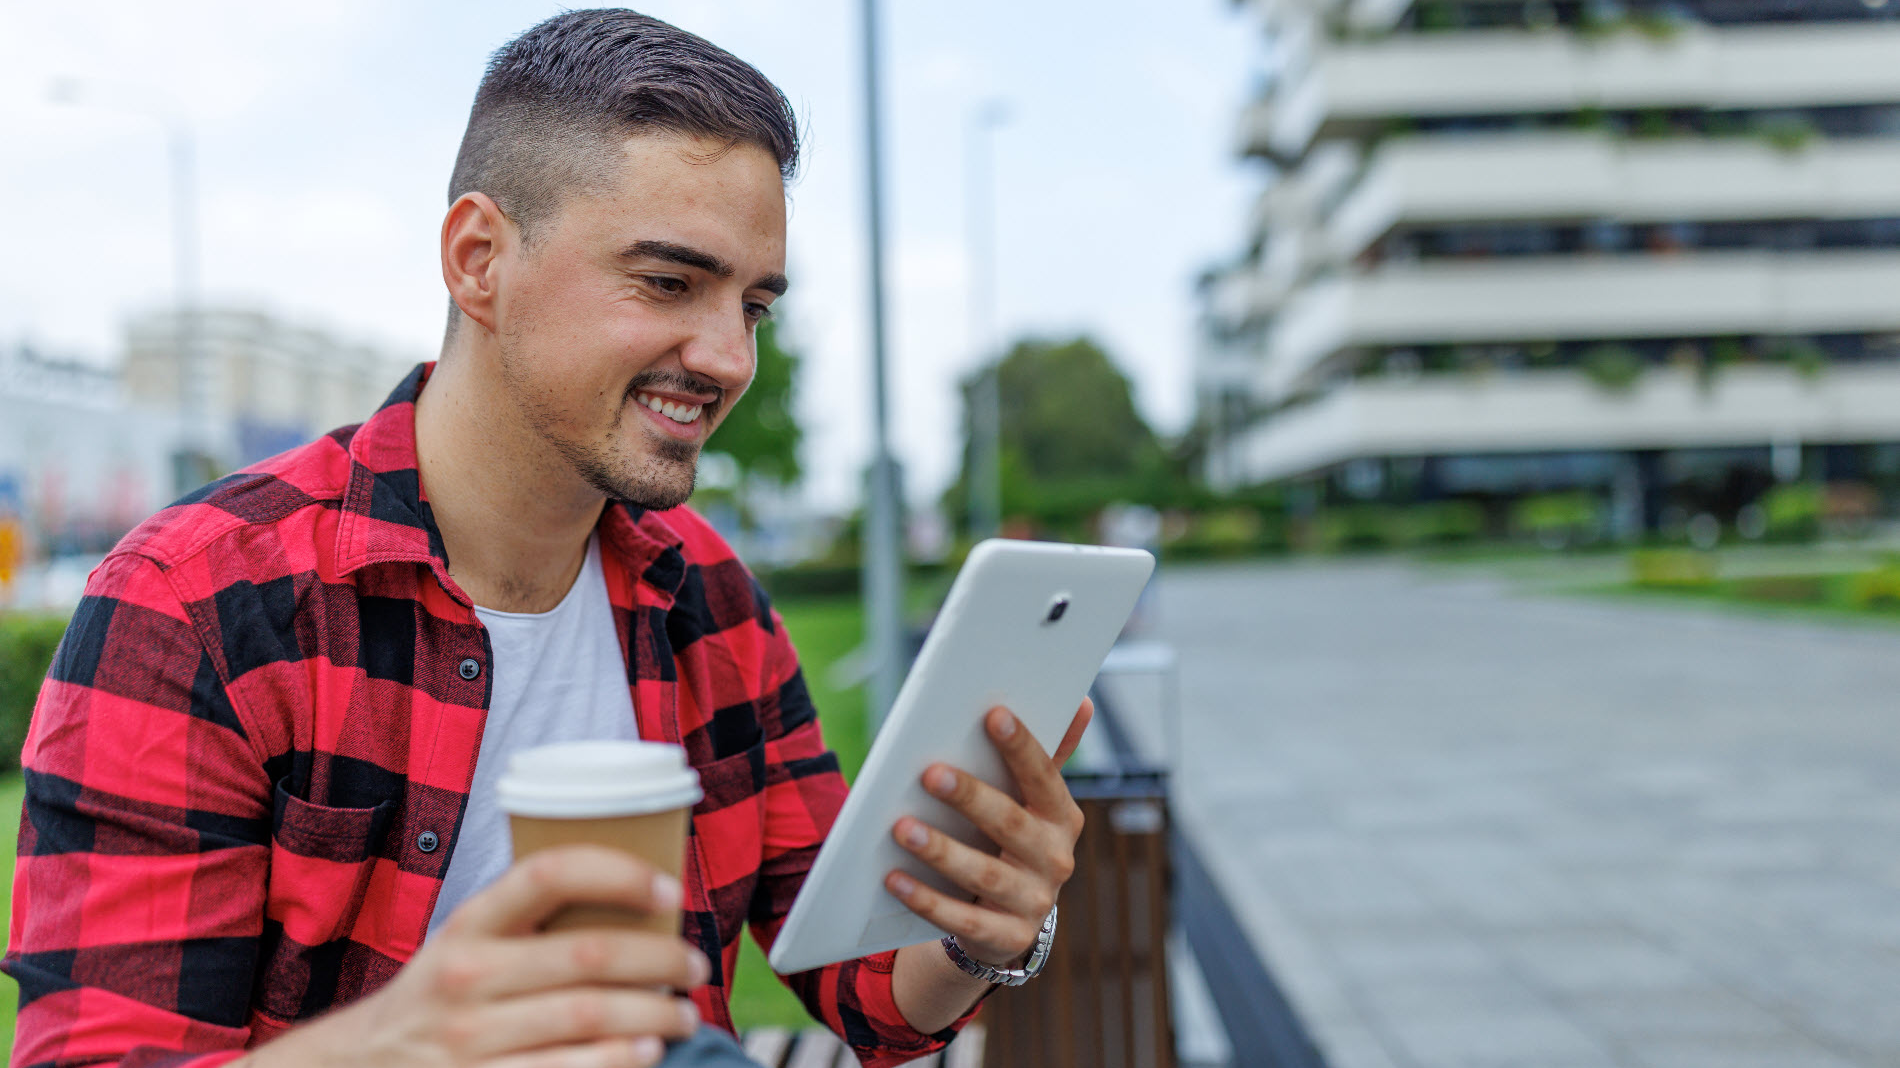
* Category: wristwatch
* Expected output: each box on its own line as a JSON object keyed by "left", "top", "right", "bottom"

{"left": 941, "top": 905, "right": 1058, "bottom": 987}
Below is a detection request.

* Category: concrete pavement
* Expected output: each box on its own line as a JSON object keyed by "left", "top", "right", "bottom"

{"left": 1113, "top": 559, "right": 1900, "bottom": 1068}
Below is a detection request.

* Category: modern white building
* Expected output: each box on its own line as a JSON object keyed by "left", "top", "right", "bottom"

{"left": 123, "top": 306, "right": 416, "bottom": 467}
{"left": 1201, "top": 0, "right": 1900, "bottom": 530}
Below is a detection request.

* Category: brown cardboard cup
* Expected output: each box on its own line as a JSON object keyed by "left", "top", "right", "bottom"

{"left": 499, "top": 740, "right": 702, "bottom": 935}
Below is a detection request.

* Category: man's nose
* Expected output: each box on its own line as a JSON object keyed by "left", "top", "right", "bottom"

{"left": 680, "top": 306, "right": 756, "bottom": 391}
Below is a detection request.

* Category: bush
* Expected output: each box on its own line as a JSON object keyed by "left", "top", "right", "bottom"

{"left": 1629, "top": 549, "right": 1718, "bottom": 589}
{"left": 1770, "top": 339, "right": 1828, "bottom": 380}
{"left": 1161, "top": 507, "right": 1286, "bottom": 561}
{"left": 1397, "top": 501, "right": 1485, "bottom": 546}
{"left": 755, "top": 564, "right": 862, "bottom": 600}
{"left": 1314, "top": 506, "right": 1397, "bottom": 553}
{"left": 1582, "top": 344, "right": 1644, "bottom": 394}
{"left": 1761, "top": 484, "right": 1822, "bottom": 542}
{"left": 1845, "top": 569, "right": 1900, "bottom": 611}
{"left": 755, "top": 561, "right": 951, "bottom": 602}
{"left": 0, "top": 612, "right": 69, "bottom": 772}
{"left": 1512, "top": 493, "right": 1603, "bottom": 547}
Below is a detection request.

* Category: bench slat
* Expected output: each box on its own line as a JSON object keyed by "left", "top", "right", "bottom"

{"left": 741, "top": 1025, "right": 793, "bottom": 1067}
{"left": 944, "top": 1023, "right": 985, "bottom": 1068}
{"left": 784, "top": 1028, "right": 848, "bottom": 1068}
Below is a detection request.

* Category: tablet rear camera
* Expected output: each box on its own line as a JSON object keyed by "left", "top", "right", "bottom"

{"left": 1045, "top": 596, "right": 1070, "bottom": 623}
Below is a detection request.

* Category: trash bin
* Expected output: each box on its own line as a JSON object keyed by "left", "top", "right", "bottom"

{"left": 979, "top": 769, "right": 1174, "bottom": 1068}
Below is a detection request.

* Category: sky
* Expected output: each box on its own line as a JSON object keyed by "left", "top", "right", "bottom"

{"left": 0, "top": 0, "right": 1263, "bottom": 511}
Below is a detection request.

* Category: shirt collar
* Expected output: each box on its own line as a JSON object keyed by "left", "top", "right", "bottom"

{"left": 335, "top": 361, "right": 690, "bottom": 604}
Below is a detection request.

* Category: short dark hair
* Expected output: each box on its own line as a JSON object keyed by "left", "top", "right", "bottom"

{"left": 449, "top": 8, "right": 800, "bottom": 244}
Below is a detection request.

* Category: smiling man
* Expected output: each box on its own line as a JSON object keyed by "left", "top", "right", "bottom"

{"left": 2, "top": 9, "right": 1092, "bottom": 1068}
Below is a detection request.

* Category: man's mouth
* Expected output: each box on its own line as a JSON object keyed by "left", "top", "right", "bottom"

{"left": 633, "top": 390, "right": 704, "bottom": 425}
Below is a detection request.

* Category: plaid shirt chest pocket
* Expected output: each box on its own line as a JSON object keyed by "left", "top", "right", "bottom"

{"left": 262, "top": 778, "right": 397, "bottom": 965}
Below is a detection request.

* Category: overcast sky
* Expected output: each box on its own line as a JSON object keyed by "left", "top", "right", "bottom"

{"left": 0, "top": 0, "right": 1261, "bottom": 511}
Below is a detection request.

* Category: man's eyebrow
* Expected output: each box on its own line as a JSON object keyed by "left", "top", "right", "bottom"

{"left": 622, "top": 239, "right": 787, "bottom": 296}
{"left": 620, "top": 239, "right": 732, "bottom": 278}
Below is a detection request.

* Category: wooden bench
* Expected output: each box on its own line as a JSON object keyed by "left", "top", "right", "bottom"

{"left": 738, "top": 1025, "right": 986, "bottom": 1068}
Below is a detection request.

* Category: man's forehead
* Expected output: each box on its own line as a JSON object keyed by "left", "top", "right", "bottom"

{"left": 581, "top": 134, "right": 787, "bottom": 262}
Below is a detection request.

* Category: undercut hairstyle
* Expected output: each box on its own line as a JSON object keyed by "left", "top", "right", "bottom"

{"left": 449, "top": 8, "right": 800, "bottom": 245}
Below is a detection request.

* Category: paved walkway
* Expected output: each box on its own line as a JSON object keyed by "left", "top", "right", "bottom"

{"left": 1115, "top": 560, "right": 1900, "bottom": 1068}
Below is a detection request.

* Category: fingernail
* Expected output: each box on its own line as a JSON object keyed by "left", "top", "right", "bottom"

{"left": 994, "top": 711, "right": 1017, "bottom": 739}
{"left": 890, "top": 873, "right": 917, "bottom": 897}
{"left": 928, "top": 768, "right": 957, "bottom": 797}
{"left": 688, "top": 948, "right": 711, "bottom": 986}
{"left": 903, "top": 822, "right": 929, "bottom": 849}
{"left": 678, "top": 998, "right": 702, "bottom": 1031}
{"left": 653, "top": 872, "right": 683, "bottom": 911}
{"left": 632, "top": 1035, "right": 664, "bottom": 1063}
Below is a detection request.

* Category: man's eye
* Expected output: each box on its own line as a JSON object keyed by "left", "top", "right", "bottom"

{"left": 644, "top": 276, "right": 687, "bottom": 294}
{"left": 745, "top": 302, "right": 774, "bottom": 322}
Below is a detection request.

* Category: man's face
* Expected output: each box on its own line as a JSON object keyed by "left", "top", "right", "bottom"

{"left": 492, "top": 133, "right": 787, "bottom": 509}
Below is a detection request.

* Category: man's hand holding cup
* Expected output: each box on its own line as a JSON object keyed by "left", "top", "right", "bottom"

{"left": 243, "top": 742, "right": 707, "bottom": 1068}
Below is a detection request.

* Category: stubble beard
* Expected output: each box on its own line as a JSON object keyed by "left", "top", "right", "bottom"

{"left": 497, "top": 344, "right": 702, "bottom": 512}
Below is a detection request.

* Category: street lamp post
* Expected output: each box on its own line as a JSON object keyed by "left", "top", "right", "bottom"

{"left": 859, "top": 0, "right": 906, "bottom": 730}
{"left": 48, "top": 79, "right": 215, "bottom": 495}
{"left": 965, "top": 101, "right": 1009, "bottom": 544}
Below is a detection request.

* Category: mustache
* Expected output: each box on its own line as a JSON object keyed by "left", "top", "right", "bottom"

{"left": 627, "top": 370, "right": 724, "bottom": 420}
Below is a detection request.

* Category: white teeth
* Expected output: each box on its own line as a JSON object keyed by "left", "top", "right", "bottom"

{"left": 635, "top": 391, "right": 702, "bottom": 425}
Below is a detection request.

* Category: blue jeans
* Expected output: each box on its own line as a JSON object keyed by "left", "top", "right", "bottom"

{"left": 660, "top": 1026, "right": 767, "bottom": 1067}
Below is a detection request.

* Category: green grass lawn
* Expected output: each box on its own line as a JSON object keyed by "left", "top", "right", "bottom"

{"left": 1589, "top": 565, "right": 1900, "bottom": 629}
{"left": 0, "top": 769, "right": 22, "bottom": 1053}
{"left": 726, "top": 593, "right": 869, "bottom": 1030}
{"left": 0, "top": 594, "right": 867, "bottom": 1043}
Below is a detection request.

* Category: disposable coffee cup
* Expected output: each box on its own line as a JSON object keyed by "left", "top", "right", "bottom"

{"left": 499, "top": 740, "right": 702, "bottom": 935}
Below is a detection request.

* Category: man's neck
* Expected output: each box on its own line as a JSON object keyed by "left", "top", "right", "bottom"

{"left": 413, "top": 343, "right": 606, "bottom": 613}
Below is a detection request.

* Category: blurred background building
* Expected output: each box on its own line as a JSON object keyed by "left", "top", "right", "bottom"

{"left": 122, "top": 306, "right": 407, "bottom": 464}
{"left": 0, "top": 307, "right": 411, "bottom": 602}
{"left": 1200, "top": 0, "right": 1900, "bottom": 540}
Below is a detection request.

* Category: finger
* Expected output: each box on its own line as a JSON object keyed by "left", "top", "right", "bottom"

{"left": 1051, "top": 697, "right": 1094, "bottom": 767}
{"left": 892, "top": 817, "right": 1053, "bottom": 919}
{"left": 429, "top": 930, "right": 709, "bottom": 1003}
{"left": 885, "top": 870, "right": 1036, "bottom": 961}
{"left": 446, "top": 987, "right": 697, "bottom": 1058}
{"left": 981, "top": 706, "right": 1071, "bottom": 816}
{"left": 922, "top": 761, "right": 1069, "bottom": 879}
{"left": 444, "top": 845, "right": 679, "bottom": 938}
{"left": 480, "top": 1034, "right": 667, "bottom": 1068}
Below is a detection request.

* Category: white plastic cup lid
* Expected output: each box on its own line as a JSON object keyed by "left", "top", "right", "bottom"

{"left": 497, "top": 740, "right": 702, "bottom": 818}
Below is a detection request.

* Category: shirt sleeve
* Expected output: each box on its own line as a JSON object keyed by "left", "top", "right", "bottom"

{"left": 3, "top": 551, "right": 272, "bottom": 1068}
{"left": 743, "top": 588, "right": 981, "bottom": 1068}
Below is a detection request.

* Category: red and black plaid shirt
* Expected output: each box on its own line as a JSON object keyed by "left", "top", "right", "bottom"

{"left": 3, "top": 362, "right": 971, "bottom": 1068}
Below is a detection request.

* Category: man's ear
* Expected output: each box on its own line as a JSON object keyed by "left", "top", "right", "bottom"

{"left": 441, "top": 192, "right": 511, "bottom": 335}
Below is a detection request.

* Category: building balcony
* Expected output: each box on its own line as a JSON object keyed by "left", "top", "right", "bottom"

{"left": 1261, "top": 249, "right": 1900, "bottom": 399}
{"left": 1232, "top": 364, "right": 1900, "bottom": 482}
{"left": 1321, "top": 133, "right": 1900, "bottom": 261}
{"left": 1245, "top": 23, "right": 1900, "bottom": 159}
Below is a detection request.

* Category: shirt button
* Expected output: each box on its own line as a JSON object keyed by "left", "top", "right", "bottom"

{"left": 417, "top": 831, "right": 440, "bottom": 853}
{"left": 458, "top": 658, "right": 481, "bottom": 681}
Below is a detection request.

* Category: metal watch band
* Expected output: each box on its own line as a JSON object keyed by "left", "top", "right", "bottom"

{"left": 941, "top": 905, "right": 1058, "bottom": 987}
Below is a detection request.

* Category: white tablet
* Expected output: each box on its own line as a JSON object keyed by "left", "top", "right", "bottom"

{"left": 767, "top": 538, "right": 1155, "bottom": 976}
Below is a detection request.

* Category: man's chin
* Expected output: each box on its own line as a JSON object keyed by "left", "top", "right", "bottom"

{"left": 579, "top": 454, "right": 697, "bottom": 511}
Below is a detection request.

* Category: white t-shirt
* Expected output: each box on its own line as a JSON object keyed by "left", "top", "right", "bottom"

{"left": 426, "top": 533, "right": 639, "bottom": 936}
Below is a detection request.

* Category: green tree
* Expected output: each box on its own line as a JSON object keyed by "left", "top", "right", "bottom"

{"left": 949, "top": 335, "right": 1165, "bottom": 529}
{"left": 708, "top": 316, "right": 803, "bottom": 487}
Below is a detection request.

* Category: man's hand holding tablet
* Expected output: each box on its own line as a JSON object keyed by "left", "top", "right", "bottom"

{"left": 885, "top": 699, "right": 1094, "bottom": 968}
